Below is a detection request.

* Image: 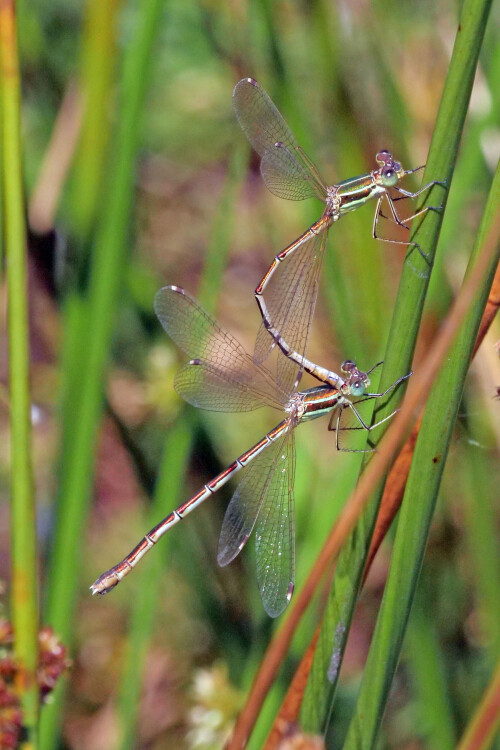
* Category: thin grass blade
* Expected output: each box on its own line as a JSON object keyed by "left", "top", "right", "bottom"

{"left": 1, "top": 1, "right": 39, "bottom": 745}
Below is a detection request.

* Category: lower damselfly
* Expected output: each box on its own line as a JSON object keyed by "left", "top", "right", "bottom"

{"left": 233, "top": 77, "right": 446, "bottom": 381}
{"left": 91, "top": 286, "right": 410, "bottom": 616}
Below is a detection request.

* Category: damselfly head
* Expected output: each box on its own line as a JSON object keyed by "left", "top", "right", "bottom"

{"left": 375, "top": 150, "right": 404, "bottom": 187}
{"left": 340, "top": 360, "right": 370, "bottom": 397}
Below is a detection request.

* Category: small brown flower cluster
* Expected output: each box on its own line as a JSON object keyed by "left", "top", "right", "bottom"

{"left": 0, "top": 621, "right": 70, "bottom": 749}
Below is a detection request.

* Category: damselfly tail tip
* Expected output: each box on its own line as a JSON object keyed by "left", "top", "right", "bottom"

{"left": 287, "top": 581, "right": 294, "bottom": 601}
{"left": 90, "top": 571, "right": 119, "bottom": 596}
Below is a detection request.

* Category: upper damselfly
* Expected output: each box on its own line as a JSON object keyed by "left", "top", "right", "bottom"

{"left": 233, "top": 77, "right": 445, "bottom": 378}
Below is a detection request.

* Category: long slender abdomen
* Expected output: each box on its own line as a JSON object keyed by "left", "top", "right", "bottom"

{"left": 90, "top": 418, "right": 292, "bottom": 594}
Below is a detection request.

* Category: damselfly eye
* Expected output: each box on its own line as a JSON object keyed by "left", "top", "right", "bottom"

{"left": 341, "top": 359, "right": 356, "bottom": 373}
{"left": 381, "top": 167, "right": 398, "bottom": 187}
{"left": 376, "top": 150, "right": 391, "bottom": 165}
{"left": 350, "top": 379, "right": 366, "bottom": 397}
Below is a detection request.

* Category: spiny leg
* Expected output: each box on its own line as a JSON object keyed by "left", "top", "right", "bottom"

{"left": 328, "top": 369, "right": 412, "bottom": 451}
{"left": 365, "top": 360, "right": 384, "bottom": 377}
{"left": 328, "top": 404, "right": 376, "bottom": 453}
{"left": 364, "top": 370, "right": 412, "bottom": 399}
{"left": 358, "top": 370, "right": 412, "bottom": 428}
{"left": 389, "top": 179, "right": 447, "bottom": 217}
{"left": 373, "top": 175, "right": 446, "bottom": 259}
{"left": 395, "top": 178, "right": 447, "bottom": 200}
{"left": 372, "top": 196, "right": 428, "bottom": 260}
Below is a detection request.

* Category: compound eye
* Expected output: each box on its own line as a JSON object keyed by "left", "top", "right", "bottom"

{"left": 350, "top": 379, "right": 366, "bottom": 397}
{"left": 381, "top": 166, "right": 398, "bottom": 187}
{"left": 341, "top": 359, "right": 356, "bottom": 373}
{"left": 376, "top": 150, "right": 390, "bottom": 165}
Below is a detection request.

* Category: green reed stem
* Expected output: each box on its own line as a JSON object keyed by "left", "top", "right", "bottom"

{"left": 1, "top": 1, "right": 39, "bottom": 746}
{"left": 71, "top": 0, "right": 123, "bottom": 238}
{"left": 404, "top": 587, "right": 456, "bottom": 750}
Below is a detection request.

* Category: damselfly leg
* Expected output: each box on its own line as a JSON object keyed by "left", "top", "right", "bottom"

{"left": 328, "top": 369, "right": 412, "bottom": 453}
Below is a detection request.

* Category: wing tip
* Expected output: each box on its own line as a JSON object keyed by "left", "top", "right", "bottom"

{"left": 154, "top": 284, "right": 186, "bottom": 309}
{"left": 263, "top": 581, "right": 295, "bottom": 618}
{"left": 234, "top": 77, "right": 258, "bottom": 94}
{"left": 168, "top": 284, "right": 185, "bottom": 294}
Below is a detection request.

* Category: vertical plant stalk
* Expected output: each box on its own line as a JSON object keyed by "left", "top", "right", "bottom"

{"left": 40, "top": 0, "right": 164, "bottom": 747}
{"left": 71, "top": 0, "right": 123, "bottom": 238}
{"left": 342, "top": 160, "right": 500, "bottom": 750}
{"left": 0, "top": 0, "right": 39, "bottom": 747}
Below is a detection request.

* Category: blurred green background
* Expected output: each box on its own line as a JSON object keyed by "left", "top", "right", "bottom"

{"left": 1, "top": 0, "right": 499, "bottom": 747}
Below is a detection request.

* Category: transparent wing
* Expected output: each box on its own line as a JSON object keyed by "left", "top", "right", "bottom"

{"left": 155, "top": 286, "right": 288, "bottom": 409}
{"left": 217, "top": 424, "right": 295, "bottom": 617}
{"left": 255, "top": 430, "right": 295, "bottom": 618}
{"left": 254, "top": 231, "right": 328, "bottom": 394}
{"left": 174, "top": 360, "right": 277, "bottom": 412}
{"left": 260, "top": 143, "right": 327, "bottom": 201}
{"left": 233, "top": 78, "right": 327, "bottom": 201}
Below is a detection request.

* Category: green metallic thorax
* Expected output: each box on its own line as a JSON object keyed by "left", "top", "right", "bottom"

{"left": 336, "top": 172, "right": 384, "bottom": 214}
{"left": 301, "top": 385, "right": 342, "bottom": 421}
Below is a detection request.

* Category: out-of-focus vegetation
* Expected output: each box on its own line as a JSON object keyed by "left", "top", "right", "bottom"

{"left": 1, "top": 0, "right": 499, "bottom": 748}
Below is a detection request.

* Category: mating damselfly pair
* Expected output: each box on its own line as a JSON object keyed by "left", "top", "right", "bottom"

{"left": 91, "top": 78, "right": 444, "bottom": 617}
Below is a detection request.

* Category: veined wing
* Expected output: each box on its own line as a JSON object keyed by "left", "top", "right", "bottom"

{"left": 233, "top": 78, "right": 327, "bottom": 202}
{"left": 261, "top": 143, "right": 327, "bottom": 201}
{"left": 155, "top": 286, "right": 288, "bottom": 409}
{"left": 174, "top": 360, "right": 284, "bottom": 412}
{"left": 255, "top": 429, "right": 295, "bottom": 618}
{"left": 254, "top": 231, "right": 327, "bottom": 394}
{"left": 217, "top": 422, "right": 295, "bottom": 617}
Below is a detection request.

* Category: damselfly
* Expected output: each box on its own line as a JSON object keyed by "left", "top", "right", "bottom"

{"left": 91, "top": 286, "right": 410, "bottom": 616}
{"left": 233, "top": 77, "right": 445, "bottom": 372}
